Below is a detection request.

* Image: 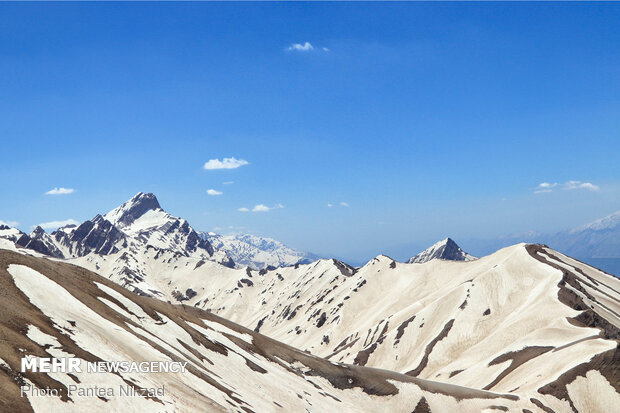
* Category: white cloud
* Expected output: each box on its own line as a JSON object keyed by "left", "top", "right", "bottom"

{"left": 534, "top": 181, "right": 599, "bottom": 194}
{"left": 203, "top": 157, "right": 249, "bottom": 170}
{"left": 564, "top": 180, "right": 599, "bottom": 191}
{"left": 534, "top": 188, "right": 554, "bottom": 194}
{"left": 206, "top": 189, "right": 223, "bottom": 196}
{"left": 286, "top": 42, "right": 330, "bottom": 53}
{"left": 45, "top": 187, "right": 75, "bottom": 195}
{"left": 287, "top": 42, "right": 314, "bottom": 52}
{"left": 340, "top": 202, "right": 350, "bottom": 207}
{"left": 222, "top": 181, "right": 234, "bottom": 185}
{"left": 0, "top": 219, "right": 19, "bottom": 228}
{"left": 239, "top": 204, "right": 284, "bottom": 213}
{"left": 36, "top": 219, "right": 79, "bottom": 230}
{"left": 252, "top": 204, "right": 270, "bottom": 212}
{"left": 253, "top": 203, "right": 284, "bottom": 212}
{"left": 327, "top": 203, "right": 333, "bottom": 208}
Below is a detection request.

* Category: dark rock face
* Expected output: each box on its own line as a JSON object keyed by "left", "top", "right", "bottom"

{"left": 114, "top": 192, "right": 162, "bottom": 227}
{"left": 333, "top": 259, "right": 356, "bottom": 277}
{"left": 440, "top": 238, "right": 467, "bottom": 260}
{"left": 15, "top": 228, "right": 65, "bottom": 259}
{"left": 54, "top": 215, "right": 126, "bottom": 257}
{"left": 219, "top": 254, "right": 235, "bottom": 268}
{"left": 30, "top": 226, "right": 46, "bottom": 238}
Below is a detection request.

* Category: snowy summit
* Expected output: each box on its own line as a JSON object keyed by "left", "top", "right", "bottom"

{"left": 408, "top": 238, "right": 476, "bottom": 264}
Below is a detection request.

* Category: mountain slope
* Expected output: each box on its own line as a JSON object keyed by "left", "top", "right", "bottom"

{"left": 112, "top": 243, "right": 618, "bottom": 412}
{"left": 408, "top": 238, "right": 476, "bottom": 264}
{"left": 0, "top": 249, "right": 544, "bottom": 413}
{"left": 68, "top": 237, "right": 620, "bottom": 411}
{"left": 201, "top": 232, "right": 320, "bottom": 269}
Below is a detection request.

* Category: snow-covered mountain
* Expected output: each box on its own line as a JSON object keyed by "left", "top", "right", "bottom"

{"left": 549, "top": 210, "right": 620, "bottom": 259}
{"left": 160, "top": 243, "right": 619, "bottom": 409}
{"left": 60, "top": 229, "right": 619, "bottom": 411}
{"left": 200, "top": 232, "right": 320, "bottom": 270}
{"left": 1, "top": 193, "right": 619, "bottom": 411}
{"left": 3, "top": 249, "right": 546, "bottom": 413}
{"left": 1, "top": 244, "right": 618, "bottom": 412}
{"left": 0, "top": 224, "right": 64, "bottom": 258}
{"left": 408, "top": 238, "right": 476, "bottom": 263}
{"left": 0, "top": 192, "right": 234, "bottom": 296}
{"left": 462, "top": 210, "right": 620, "bottom": 264}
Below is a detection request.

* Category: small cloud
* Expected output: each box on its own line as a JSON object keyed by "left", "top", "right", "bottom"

{"left": 36, "top": 219, "right": 79, "bottom": 231}
{"left": 327, "top": 203, "right": 333, "bottom": 208}
{"left": 0, "top": 219, "right": 19, "bottom": 227}
{"left": 222, "top": 181, "right": 234, "bottom": 185}
{"left": 564, "top": 180, "right": 599, "bottom": 191}
{"left": 534, "top": 188, "right": 554, "bottom": 194}
{"left": 287, "top": 42, "right": 314, "bottom": 52}
{"left": 212, "top": 226, "right": 224, "bottom": 231}
{"left": 203, "top": 157, "right": 249, "bottom": 170}
{"left": 534, "top": 181, "right": 599, "bottom": 194}
{"left": 534, "top": 182, "right": 558, "bottom": 193}
{"left": 340, "top": 202, "right": 350, "bottom": 207}
{"left": 239, "top": 204, "right": 284, "bottom": 212}
{"left": 286, "top": 42, "right": 330, "bottom": 53}
{"left": 45, "top": 187, "right": 75, "bottom": 195}
{"left": 206, "top": 189, "right": 223, "bottom": 196}
{"left": 253, "top": 203, "right": 284, "bottom": 212}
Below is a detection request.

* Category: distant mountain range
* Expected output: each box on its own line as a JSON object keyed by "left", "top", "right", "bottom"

{"left": 2, "top": 193, "right": 618, "bottom": 277}
{"left": 549, "top": 210, "right": 620, "bottom": 259}
{"left": 458, "top": 210, "right": 620, "bottom": 275}
{"left": 200, "top": 232, "right": 320, "bottom": 270}
{"left": 0, "top": 192, "right": 319, "bottom": 274}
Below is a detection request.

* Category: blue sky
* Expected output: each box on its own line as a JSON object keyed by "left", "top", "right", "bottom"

{"left": 1, "top": 3, "right": 619, "bottom": 263}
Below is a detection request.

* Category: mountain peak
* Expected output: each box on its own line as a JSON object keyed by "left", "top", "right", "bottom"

{"left": 30, "top": 226, "right": 46, "bottom": 237}
{"left": 577, "top": 210, "right": 620, "bottom": 232}
{"left": 408, "top": 237, "right": 476, "bottom": 264}
{"left": 128, "top": 192, "right": 161, "bottom": 209}
{"left": 104, "top": 192, "right": 162, "bottom": 227}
